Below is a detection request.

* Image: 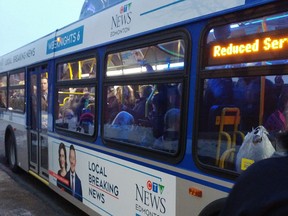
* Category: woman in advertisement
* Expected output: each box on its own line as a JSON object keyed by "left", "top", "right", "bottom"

{"left": 57, "top": 143, "right": 68, "bottom": 190}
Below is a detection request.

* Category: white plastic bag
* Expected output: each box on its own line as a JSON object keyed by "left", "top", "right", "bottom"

{"left": 236, "top": 126, "right": 275, "bottom": 173}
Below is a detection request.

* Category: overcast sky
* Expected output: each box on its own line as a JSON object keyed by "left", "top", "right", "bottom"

{"left": 0, "top": 0, "right": 84, "bottom": 56}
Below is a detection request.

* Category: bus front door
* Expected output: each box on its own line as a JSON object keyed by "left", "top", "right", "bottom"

{"left": 28, "top": 68, "right": 49, "bottom": 180}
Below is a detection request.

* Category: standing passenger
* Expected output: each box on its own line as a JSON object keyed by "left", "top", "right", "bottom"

{"left": 123, "top": 85, "right": 152, "bottom": 124}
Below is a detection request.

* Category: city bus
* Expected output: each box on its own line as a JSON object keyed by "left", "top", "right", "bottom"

{"left": 0, "top": 0, "right": 287, "bottom": 215}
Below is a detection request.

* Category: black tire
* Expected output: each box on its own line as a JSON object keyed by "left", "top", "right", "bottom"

{"left": 7, "top": 132, "right": 19, "bottom": 172}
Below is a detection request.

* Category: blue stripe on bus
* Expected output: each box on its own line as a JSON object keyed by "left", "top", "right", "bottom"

{"left": 140, "top": 0, "right": 185, "bottom": 16}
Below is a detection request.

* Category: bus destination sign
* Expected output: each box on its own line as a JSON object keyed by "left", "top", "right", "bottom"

{"left": 207, "top": 29, "right": 288, "bottom": 66}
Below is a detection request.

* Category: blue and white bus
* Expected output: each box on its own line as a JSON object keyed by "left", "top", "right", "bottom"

{"left": 0, "top": 0, "right": 287, "bottom": 215}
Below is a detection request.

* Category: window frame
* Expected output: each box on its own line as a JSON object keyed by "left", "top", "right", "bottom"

{"left": 54, "top": 51, "right": 98, "bottom": 142}
{"left": 8, "top": 69, "right": 26, "bottom": 113}
{"left": 102, "top": 29, "right": 190, "bottom": 163}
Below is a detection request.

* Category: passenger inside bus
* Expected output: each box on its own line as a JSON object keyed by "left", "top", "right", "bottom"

{"left": 201, "top": 78, "right": 233, "bottom": 131}
{"left": 150, "top": 89, "right": 167, "bottom": 138}
{"left": 115, "top": 85, "right": 135, "bottom": 110}
{"left": 133, "top": 50, "right": 154, "bottom": 72}
{"left": 197, "top": 74, "right": 288, "bottom": 171}
{"left": 153, "top": 108, "right": 180, "bottom": 153}
{"left": 112, "top": 111, "right": 134, "bottom": 127}
{"left": 264, "top": 87, "right": 288, "bottom": 134}
{"left": 60, "top": 88, "right": 79, "bottom": 116}
{"left": 41, "top": 76, "right": 49, "bottom": 128}
{"left": 239, "top": 77, "right": 277, "bottom": 130}
{"left": 9, "top": 80, "right": 25, "bottom": 112}
{"left": 56, "top": 87, "right": 95, "bottom": 135}
{"left": 122, "top": 85, "right": 152, "bottom": 125}
{"left": 104, "top": 82, "right": 182, "bottom": 153}
{"left": 75, "top": 88, "right": 92, "bottom": 121}
{"left": 167, "top": 85, "right": 181, "bottom": 109}
{"left": 106, "top": 86, "right": 120, "bottom": 124}
{"left": 41, "top": 77, "right": 48, "bottom": 101}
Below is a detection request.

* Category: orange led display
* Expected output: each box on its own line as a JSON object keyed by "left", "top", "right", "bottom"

{"left": 207, "top": 29, "right": 288, "bottom": 66}
{"left": 213, "top": 39, "right": 259, "bottom": 57}
{"left": 263, "top": 37, "right": 288, "bottom": 50}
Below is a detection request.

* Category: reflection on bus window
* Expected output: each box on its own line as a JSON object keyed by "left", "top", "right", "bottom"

{"left": 0, "top": 75, "right": 7, "bottom": 109}
{"left": 79, "top": 0, "right": 124, "bottom": 20}
{"left": 0, "top": 76, "right": 7, "bottom": 87}
{"left": 103, "top": 83, "right": 182, "bottom": 154}
{"left": 56, "top": 87, "right": 95, "bottom": 135}
{"left": 9, "top": 72, "right": 25, "bottom": 86}
{"left": 106, "top": 40, "right": 185, "bottom": 76}
{"left": 0, "top": 91, "right": 6, "bottom": 109}
{"left": 9, "top": 89, "right": 25, "bottom": 112}
{"left": 8, "top": 72, "right": 25, "bottom": 112}
{"left": 41, "top": 74, "right": 48, "bottom": 129}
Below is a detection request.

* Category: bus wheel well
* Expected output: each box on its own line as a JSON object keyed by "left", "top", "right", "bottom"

{"left": 199, "top": 198, "right": 226, "bottom": 216}
{"left": 5, "top": 126, "right": 19, "bottom": 172}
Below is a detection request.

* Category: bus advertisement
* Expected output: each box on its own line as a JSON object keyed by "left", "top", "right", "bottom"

{"left": 49, "top": 138, "right": 176, "bottom": 215}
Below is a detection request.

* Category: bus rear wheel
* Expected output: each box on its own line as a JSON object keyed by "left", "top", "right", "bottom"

{"left": 7, "top": 133, "right": 18, "bottom": 172}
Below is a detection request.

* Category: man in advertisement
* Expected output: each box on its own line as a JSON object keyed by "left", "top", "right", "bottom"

{"left": 65, "top": 144, "right": 83, "bottom": 202}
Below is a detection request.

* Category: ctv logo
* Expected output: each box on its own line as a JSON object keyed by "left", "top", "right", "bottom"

{"left": 119, "top": 2, "right": 132, "bottom": 14}
{"left": 146, "top": 180, "right": 165, "bottom": 194}
{"left": 110, "top": 2, "right": 132, "bottom": 33}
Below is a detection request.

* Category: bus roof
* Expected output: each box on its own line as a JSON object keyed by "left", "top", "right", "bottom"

{"left": 0, "top": 0, "right": 274, "bottom": 73}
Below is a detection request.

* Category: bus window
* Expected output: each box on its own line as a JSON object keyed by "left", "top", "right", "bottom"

{"left": 9, "top": 72, "right": 25, "bottom": 86}
{"left": 8, "top": 71, "right": 25, "bottom": 112}
{"left": 56, "top": 87, "right": 95, "bottom": 135}
{"left": 197, "top": 11, "right": 288, "bottom": 173}
{"left": 0, "top": 75, "right": 7, "bottom": 109}
{"left": 103, "top": 83, "right": 182, "bottom": 154}
{"left": 57, "top": 57, "right": 96, "bottom": 81}
{"left": 104, "top": 35, "right": 186, "bottom": 156}
{"left": 55, "top": 56, "right": 97, "bottom": 136}
{"left": 197, "top": 76, "right": 280, "bottom": 168}
{"left": 0, "top": 75, "right": 7, "bottom": 87}
{"left": 106, "top": 39, "right": 185, "bottom": 76}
